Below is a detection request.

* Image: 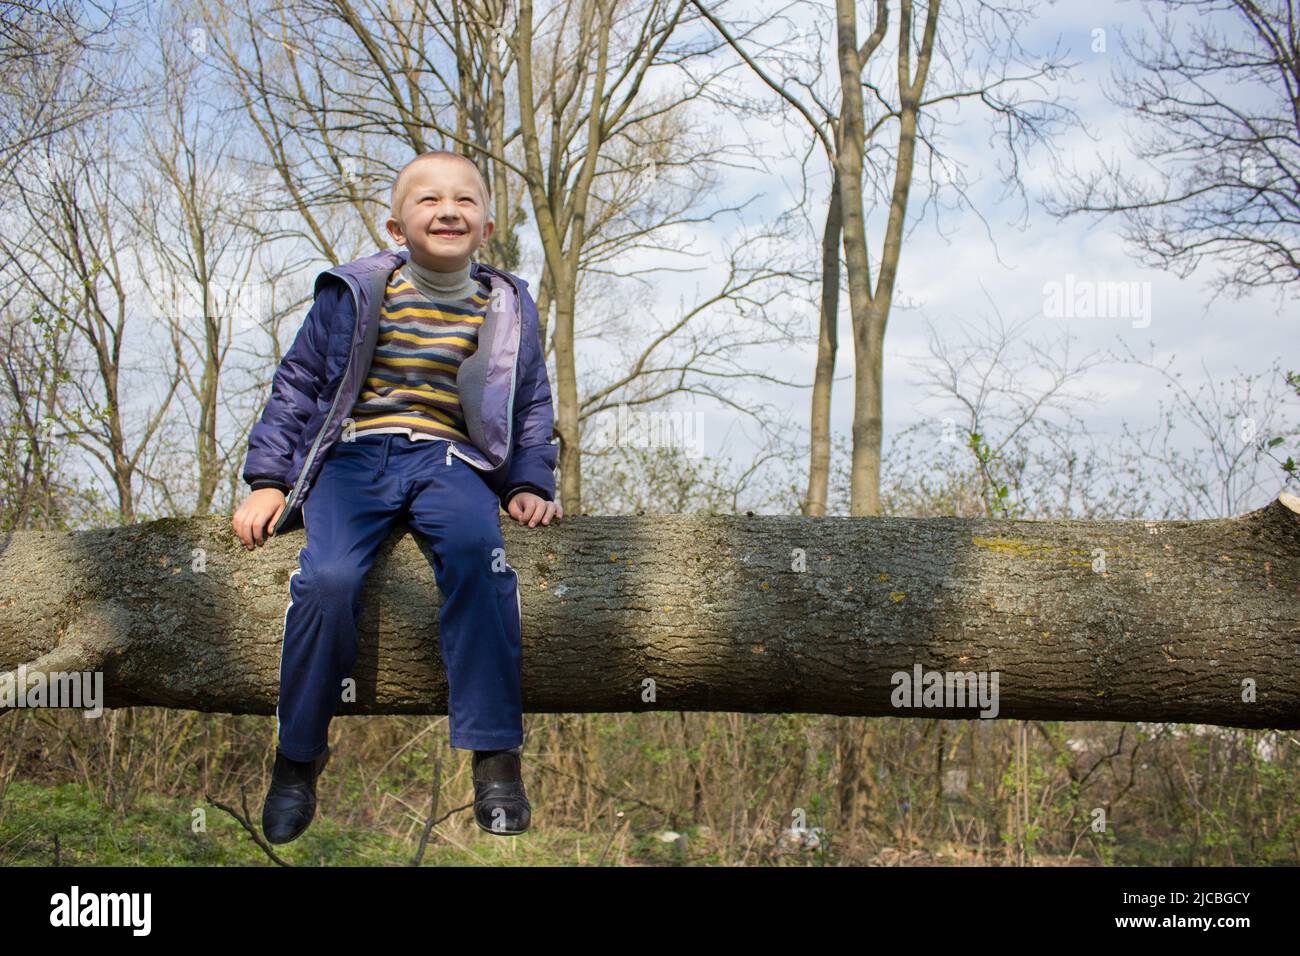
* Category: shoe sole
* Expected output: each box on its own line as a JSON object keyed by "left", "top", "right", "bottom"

{"left": 266, "top": 824, "right": 311, "bottom": 846}
{"left": 473, "top": 807, "right": 531, "bottom": 836}
{"left": 475, "top": 819, "right": 530, "bottom": 836}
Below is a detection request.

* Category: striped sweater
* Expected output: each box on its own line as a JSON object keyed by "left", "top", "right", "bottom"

{"left": 345, "top": 267, "right": 490, "bottom": 443}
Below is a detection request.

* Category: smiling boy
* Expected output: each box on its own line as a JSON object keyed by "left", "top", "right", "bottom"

{"left": 233, "top": 151, "right": 560, "bottom": 843}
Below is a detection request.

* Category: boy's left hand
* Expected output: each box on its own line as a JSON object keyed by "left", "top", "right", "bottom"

{"left": 507, "top": 491, "right": 563, "bottom": 527}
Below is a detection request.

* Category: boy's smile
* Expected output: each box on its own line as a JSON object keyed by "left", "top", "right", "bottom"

{"left": 386, "top": 155, "right": 493, "bottom": 271}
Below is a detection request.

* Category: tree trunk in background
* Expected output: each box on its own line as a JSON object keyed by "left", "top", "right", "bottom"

{"left": 805, "top": 172, "right": 843, "bottom": 516}
{"left": 836, "top": 0, "right": 938, "bottom": 517}
{"left": 2, "top": 494, "right": 1298, "bottom": 726}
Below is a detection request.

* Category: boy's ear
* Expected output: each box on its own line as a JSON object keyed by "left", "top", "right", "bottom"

{"left": 385, "top": 216, "right": 406, "bottom": 246}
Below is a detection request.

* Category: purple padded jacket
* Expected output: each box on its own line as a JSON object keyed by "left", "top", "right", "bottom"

{"left": 241, "top": 248, "right": 558, "bottom": 536}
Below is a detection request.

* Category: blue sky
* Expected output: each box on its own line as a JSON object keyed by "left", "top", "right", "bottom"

{"left": 562, "top": 0, "right": 1296, "bottom": 515}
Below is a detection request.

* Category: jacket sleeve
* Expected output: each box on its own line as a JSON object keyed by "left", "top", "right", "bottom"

{"left": 498, "top": 281, "right": 559, "bottom": 511}
{"left": 241, "top": 284, "right": 339, "bottom": 490}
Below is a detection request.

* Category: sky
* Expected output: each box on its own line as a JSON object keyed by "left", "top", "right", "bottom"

{"left": 561, "top": 0, "right": 1296, "bottom": 516}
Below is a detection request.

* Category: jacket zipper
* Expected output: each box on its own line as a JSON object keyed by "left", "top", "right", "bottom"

{"left": 446, "top": 268, "right": 524, "bottom": 471}
{"left": 272, "top": 272, "right": 361, "bottom": 535}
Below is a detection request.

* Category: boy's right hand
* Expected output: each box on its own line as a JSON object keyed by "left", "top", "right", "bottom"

{"left": 233, "top": 488, "right": 288, "bottom": 550}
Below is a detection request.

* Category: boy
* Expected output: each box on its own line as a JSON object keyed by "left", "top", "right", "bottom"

{"left": 232, "top": 151, "right": 561, "bottom": 844}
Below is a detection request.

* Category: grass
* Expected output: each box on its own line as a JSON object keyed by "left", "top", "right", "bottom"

{"left": 0, "top": 779, "right": 741, "bottom": 866}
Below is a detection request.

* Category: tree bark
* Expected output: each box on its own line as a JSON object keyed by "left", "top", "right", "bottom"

{"left": 2, "top": 494, "right": 1298, "bottom": 727}
{"left": 804, "top": 170, "right": 842, "bottom": 517}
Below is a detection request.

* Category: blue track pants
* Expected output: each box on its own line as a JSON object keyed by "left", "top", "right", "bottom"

{"left": 275, "top": 433, "right": 523, "bottom": 760}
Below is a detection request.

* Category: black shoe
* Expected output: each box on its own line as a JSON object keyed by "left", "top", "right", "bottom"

{"left": 261, "top": 745, "right": 330, "bottom": 845}
{"left": 472, "top": 747, "right": 531, "bottom": 836}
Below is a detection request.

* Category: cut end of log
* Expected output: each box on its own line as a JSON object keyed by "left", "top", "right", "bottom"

{"left": 1279, "top": 491, "right": 1300, "bottom": 516}
{"left": 0, "top": 601, "right": 131, "bottom": 714}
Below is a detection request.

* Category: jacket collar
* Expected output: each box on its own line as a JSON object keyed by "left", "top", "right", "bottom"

{"left": 314, "top": 247, "right": 519, "bottom": 300}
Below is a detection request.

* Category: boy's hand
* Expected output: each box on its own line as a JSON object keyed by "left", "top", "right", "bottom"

{"left": 233, "top": 488, "right": 287, "bottom": 550}
{"left": 507, "top": 491, "right": 562, "bottom": 527}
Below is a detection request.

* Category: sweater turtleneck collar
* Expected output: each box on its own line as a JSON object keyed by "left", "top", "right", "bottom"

{"left": 401, "top": 253, "right": 482, "bottom": 302}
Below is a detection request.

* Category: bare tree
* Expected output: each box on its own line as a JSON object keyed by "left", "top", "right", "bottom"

{"left": 689, "top": 0, "right": 1078, "bottom": 516}
{"left": 683, "top": 2, "right": 845, "bottom": 518}
{"left": 906, "top": 309, "right": 1111, "bottom": 519}
{"left": 0, "top": 0, "right": 135, "bottom": 184}
{"left": 0, "top": 114, "right": 185, "bottom": 525}
{"left": 1043, "top": 0, "right": 1300, "bottom": 302}
{"left": 1107, "top": 344, "right": 1300, "bottom": 519}
{"left": 0, "top": 287, "right": 85, "bottom": 530}
{"left": 198, "top": 0, "right": 402, "bottom": 261}
{"left": 122, "top": 8, "right": 282, "bottom": 516}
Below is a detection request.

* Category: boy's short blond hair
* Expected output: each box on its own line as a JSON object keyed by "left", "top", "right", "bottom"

{"left": 389, "top": 151, "right": 493, "bottom": 223}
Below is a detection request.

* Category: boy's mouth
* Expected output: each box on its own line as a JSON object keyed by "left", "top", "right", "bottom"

{"left": 431, "top": 229, "right": 465, "bottom": 240}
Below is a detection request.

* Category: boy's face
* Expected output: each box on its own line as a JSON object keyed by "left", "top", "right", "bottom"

{"left": 386, "top": 157, "right": 493, "bottom": 270}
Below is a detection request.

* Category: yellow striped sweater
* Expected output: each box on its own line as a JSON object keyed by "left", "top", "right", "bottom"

{"left": 346, "top": 269, "right": 490, "bottom": 443}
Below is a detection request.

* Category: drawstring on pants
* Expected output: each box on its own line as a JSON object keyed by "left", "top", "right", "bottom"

{"left": 375, "top": 435, "right": 392, "bottom": 478}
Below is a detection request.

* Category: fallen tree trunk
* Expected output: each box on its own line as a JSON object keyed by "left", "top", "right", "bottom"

{"left": 1, "top": 492, "right": 1298, "bottom": 727}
